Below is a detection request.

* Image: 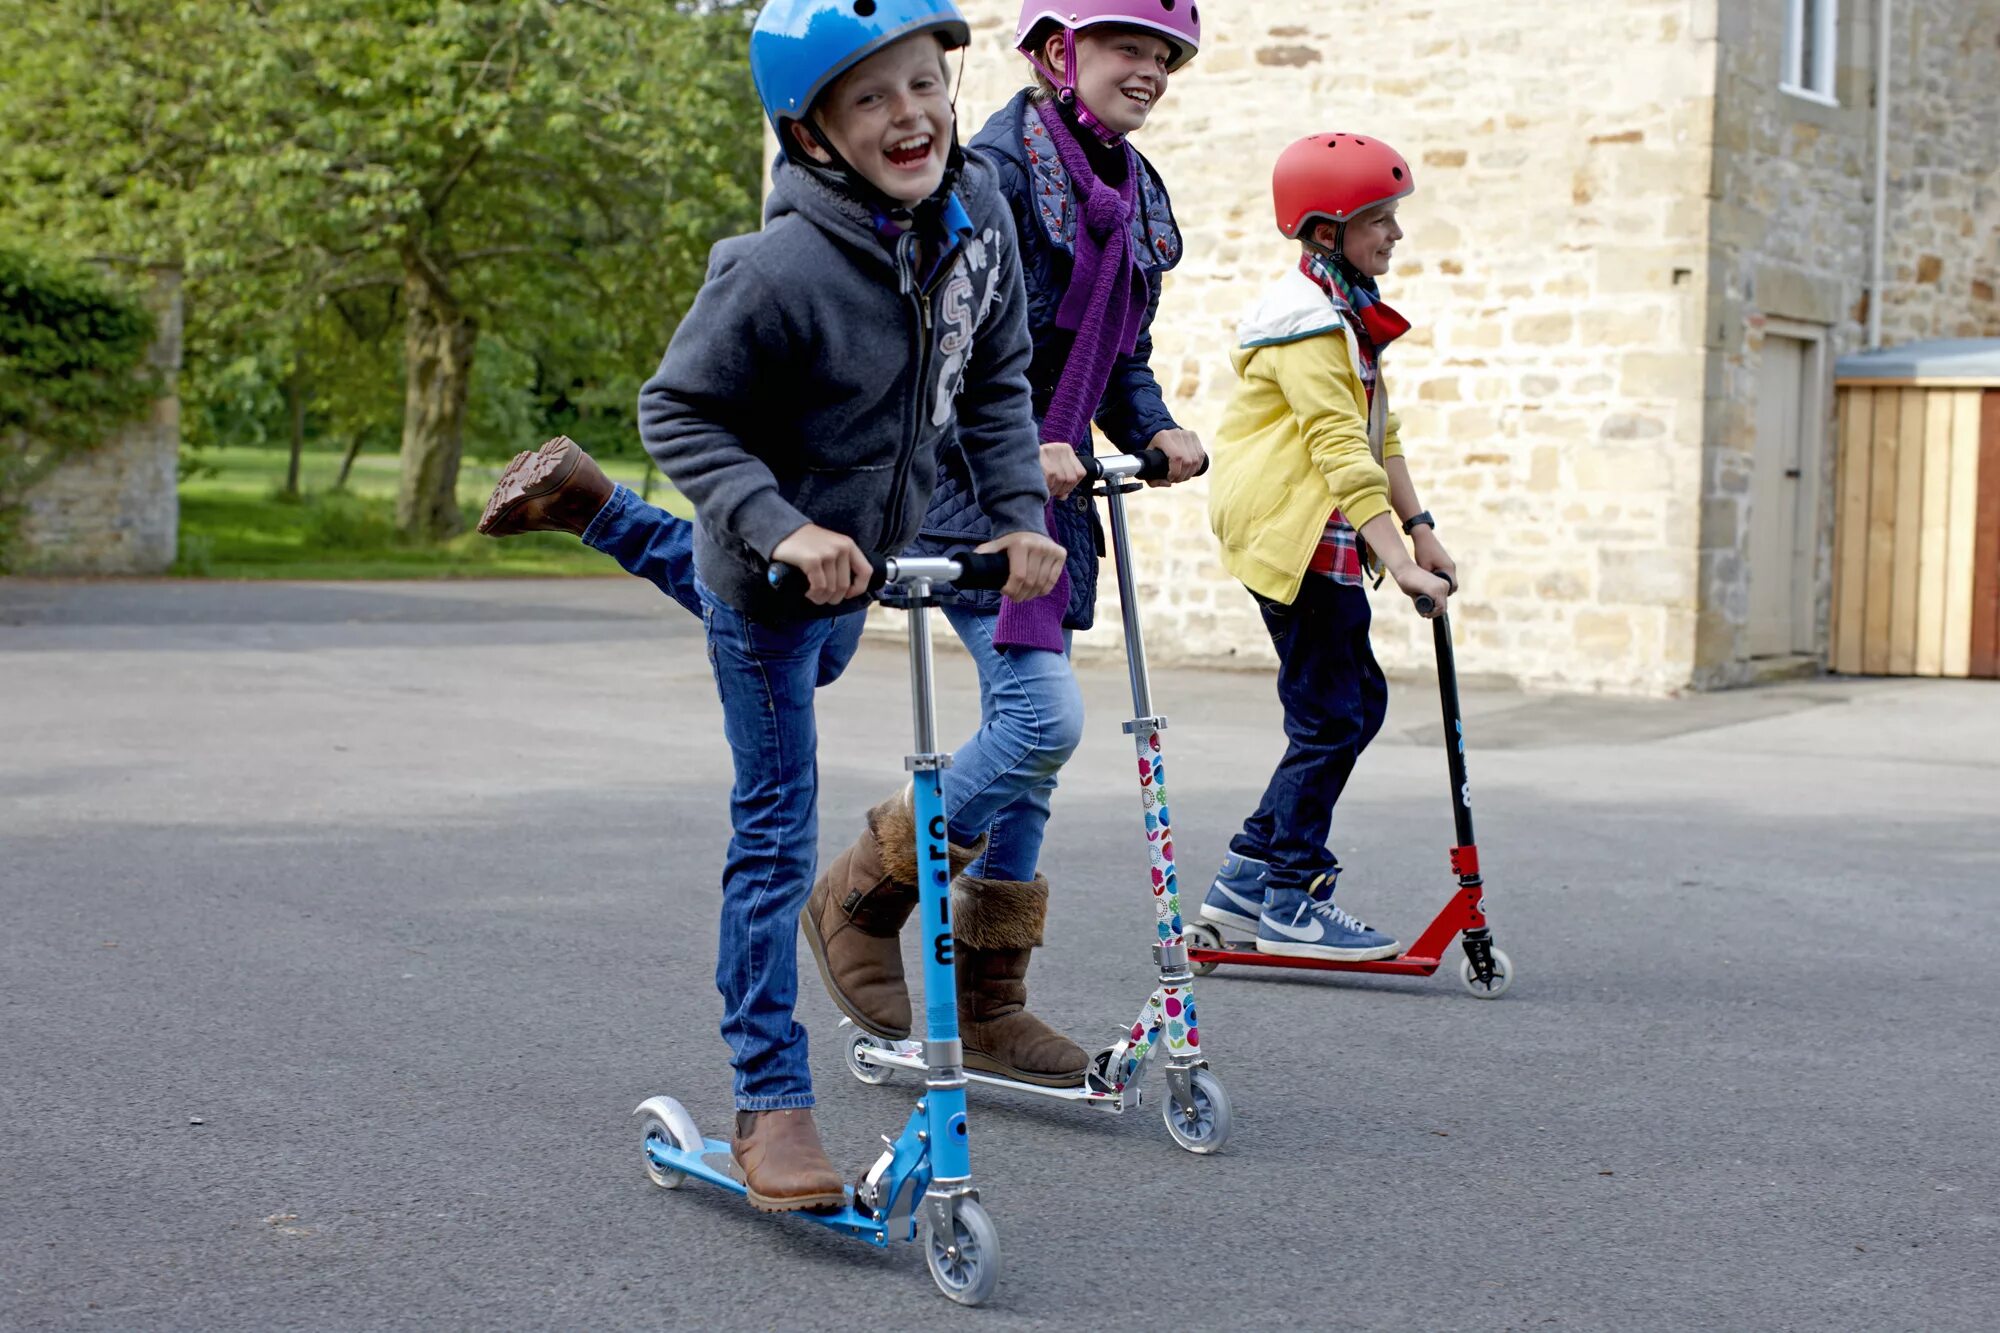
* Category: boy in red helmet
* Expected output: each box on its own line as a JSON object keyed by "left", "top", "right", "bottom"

{"left": 1199, "top": 134, "right": 1456, "bottom": 960}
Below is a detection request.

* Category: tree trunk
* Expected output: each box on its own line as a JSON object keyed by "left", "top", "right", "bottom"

{"left": 333, "top": 429, "right": 366, "bottom": 491}
{"left": 395, "top": 253, "right": 477, "bottom": 540}
{"left": 284, "top": 371, "right": 305, "bottom": 497}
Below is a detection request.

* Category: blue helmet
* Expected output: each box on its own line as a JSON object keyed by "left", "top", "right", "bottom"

{"left": 750, "top": 0, "right": 971, "bottom": 138}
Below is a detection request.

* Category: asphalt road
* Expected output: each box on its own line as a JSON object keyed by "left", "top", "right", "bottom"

{"left": 3, "top": 577, "right": 1996, "bottom": 1330}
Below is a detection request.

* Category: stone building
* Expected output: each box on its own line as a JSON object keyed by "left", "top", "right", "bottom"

{"left": 16, "top": 267, "right": 184, "bottom": 575}
{"left": 944, "top": 0, "right": 2000, "bottom": 693}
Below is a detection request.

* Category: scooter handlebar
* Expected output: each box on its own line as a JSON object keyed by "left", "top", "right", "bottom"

{"left": 1412, "top": 568, "right": 1458, "bottom": 617}
{"left": 765, "top": 551, "right": 1013, "bottom": 599}
{"left": 1080, "top": 448, "right": 1211, "bottom": 483}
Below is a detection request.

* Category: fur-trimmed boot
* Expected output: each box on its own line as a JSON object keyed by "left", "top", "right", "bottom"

{"left": 803, "top": 788, "right": 985, "bottom": 1041}
{"left": 953, "top": 875, "right": 1088, "bottom": 1088}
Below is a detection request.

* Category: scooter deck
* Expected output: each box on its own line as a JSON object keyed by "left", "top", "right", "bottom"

{"left": 1187, "top": 882, "right": 1486, "bottom": 977}
{"left": 644, "top": 1137, "right": 893, "bottom": 1244}
{"left": 1184, "top": 944, "right": 1447, "bottom": 975}
{"left": 857, "top": 1039, "right": 1123, "bottom": 1106}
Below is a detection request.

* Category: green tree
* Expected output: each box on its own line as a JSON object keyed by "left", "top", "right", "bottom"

{"left": 2, "top": 0, "right": 759, "bottom": 538}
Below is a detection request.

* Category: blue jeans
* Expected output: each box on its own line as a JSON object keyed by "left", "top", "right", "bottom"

{"left": 699, "top": 582, "right": 866, "bottom": 1110}
{"left": 583, "top": 485, "right": 702, "bottom": 618}
{"left": 939, "top": 607, "right": 1084, "bottom": 882}
{"left": 1231, "top": 576, "right": 1388, "bottom": 894}
{"left": 592, "top": 492, "right": 1084, "bottom": 881}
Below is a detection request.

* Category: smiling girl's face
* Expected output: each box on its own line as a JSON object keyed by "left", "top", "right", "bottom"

{"left": 1041, "top": 25, "right": 1175, "bottom": 136}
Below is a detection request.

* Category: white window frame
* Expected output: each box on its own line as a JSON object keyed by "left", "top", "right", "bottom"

{"left": 1782, "top": 0, "right": 1841, "bottom": 106}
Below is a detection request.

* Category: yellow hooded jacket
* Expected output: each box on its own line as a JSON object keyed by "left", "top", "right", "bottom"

{"left": 1207, "top": 266, "right": 1401, "bottom": 605}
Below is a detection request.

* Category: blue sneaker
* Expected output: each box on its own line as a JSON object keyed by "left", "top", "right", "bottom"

{"left": 1256, "top": 874, "right": 1401, "bottom": 961}
{"left": 1200, "top": 853, "right": 1271, "bottom": 934}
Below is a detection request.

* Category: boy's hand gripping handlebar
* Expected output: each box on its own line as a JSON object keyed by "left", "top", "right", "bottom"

{"left": 766, "top": 552, "right": 1014, "bottom": 598}
{"left": 1413, "top": 569, "right": 1459, "bottom": 617}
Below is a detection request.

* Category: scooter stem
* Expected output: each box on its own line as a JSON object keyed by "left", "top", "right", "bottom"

{"left": 1431, "top": 612, "right": 1477, "bottom": 852}
{"left": 1102, "top": 485, "right": 1156, "bottom": 719}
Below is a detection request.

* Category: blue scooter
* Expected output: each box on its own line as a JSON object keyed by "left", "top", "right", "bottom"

{"left": 634, "top": 552, "right": 1010, "bottom": 1306}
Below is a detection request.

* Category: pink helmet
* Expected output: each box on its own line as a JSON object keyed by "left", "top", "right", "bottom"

{"left": 1016, "top": 2, "right": 1202, "bottom": 73}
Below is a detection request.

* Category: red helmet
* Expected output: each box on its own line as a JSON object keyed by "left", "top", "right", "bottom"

{"left": 1272, "top": 134, "right": 1415, "bottom": 240}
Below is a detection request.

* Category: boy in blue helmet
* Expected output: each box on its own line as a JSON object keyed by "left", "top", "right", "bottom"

{"left": 629, "top": 0, "right": 1061, "bottom": 1212}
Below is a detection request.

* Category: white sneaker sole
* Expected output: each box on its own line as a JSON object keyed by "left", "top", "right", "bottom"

{"left": 1199, "top": 902, "right": 1261, "bottom": 935}
{"left": 1255, "top": 937, "right": 1402, "bottom": 963}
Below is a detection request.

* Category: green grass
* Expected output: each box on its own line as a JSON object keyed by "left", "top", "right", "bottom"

{"left": 173, "top": 445, "right": 691, "bottom": 580}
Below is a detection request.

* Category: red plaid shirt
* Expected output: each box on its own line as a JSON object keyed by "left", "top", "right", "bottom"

{"left": 1308, "top": 314, "right": 1379, "bottom": 587}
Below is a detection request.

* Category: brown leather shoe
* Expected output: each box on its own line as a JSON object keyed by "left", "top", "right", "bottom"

{"left": 953, "top": 874, "right": 1087, "bottom": 1087}
{"left": 731, "top": 1108, "right": 845, "bottom": 1213}
{"left": 803, "top": 789, "right": 986, "bottom": 1041}
{"left": 476, "top": 435, "right": 615, "bottom": 537}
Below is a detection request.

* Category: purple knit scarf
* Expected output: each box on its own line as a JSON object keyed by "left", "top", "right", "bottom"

{"left": 993, "top": 102, "right": 1150, "bottom": 651}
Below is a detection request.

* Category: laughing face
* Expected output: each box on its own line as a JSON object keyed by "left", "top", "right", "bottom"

{"left": 794, "top": 34, "right": 954, "bottom": 208}
{"left": 1044, "top": 25, "right": 1175, "bottom": 137}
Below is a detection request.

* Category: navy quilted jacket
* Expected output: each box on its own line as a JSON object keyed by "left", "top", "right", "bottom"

{"left": 907, "top": 90, "right": 1183, "bottom": 629}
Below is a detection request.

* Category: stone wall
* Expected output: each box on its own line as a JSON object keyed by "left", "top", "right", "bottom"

{"left": 16, "top": 267, "right": 184, "bottom": 575}
{"left": 949, "top": 0, "right": 1721, "bottom": 694}
{"left": 1696, "top": 0, "right": 2000, "bottom": 686}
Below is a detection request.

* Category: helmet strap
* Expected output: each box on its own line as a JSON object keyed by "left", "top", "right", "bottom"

{"left": 1025, "top": 29, "right": 1126, "bottom": 146}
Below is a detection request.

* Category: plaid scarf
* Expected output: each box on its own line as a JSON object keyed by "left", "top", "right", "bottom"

{"left": 1299, "top": 251, "right": 1410, "bottom": 377}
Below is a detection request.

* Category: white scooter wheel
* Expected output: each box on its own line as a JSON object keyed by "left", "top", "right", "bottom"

{"left": 1184, "top": 922, "right": 1224, "bottom": 976}
{"left": 922, "top": 1198, "right": 1001, "bottom": 1306}
{"left": 1459, "top": 945, "right": 1515, "bottom": 999}
{"left": 633, "top": 1096, "right": 702, "bottom": 1189}
{"left": 1162, "top": 1067, "right": 1231, "bottom": 1154}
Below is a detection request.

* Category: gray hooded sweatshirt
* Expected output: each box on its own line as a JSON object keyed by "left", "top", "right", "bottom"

{"left": 639, "top": 155, "right": 1049, "bottom": 620}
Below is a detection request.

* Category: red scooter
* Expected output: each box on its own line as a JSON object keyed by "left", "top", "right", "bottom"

{"left": 1183, "top": 596, "right": 1514, "bottom": 998}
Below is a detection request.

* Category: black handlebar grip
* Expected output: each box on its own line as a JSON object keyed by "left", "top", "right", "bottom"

{"left": 1080, "top": 450, "right": 1212, "bottom": 482}
{"left": 1131, "top": 448, "right": 1211, "bottom": 481}
{"left": 1412, "top": 568, "right": 1455, "bottom": 618}
{"left": 765, "top": 555, "right": 890, "bottom": 599}
{"left": 766, "top": 561, "right": 809, "bottom": 597}
{"left": 950, "top": 550, "right": 1013, "bottom": 591}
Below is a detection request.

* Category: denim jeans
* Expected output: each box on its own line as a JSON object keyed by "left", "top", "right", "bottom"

{"left": 1231, "top": 576, "right": 1389, "bottom": 894}
{"left": 583, "top": 485, "right": 702, "bottom": 618}
{"left": 590, "top": 489, "right": 1084, "bottom": 881}
{"left": 940, "top": 607, "right": 1084, "bottom": 882}
{"left": 699, "top": 581, "right": 866, "bottom": 1110}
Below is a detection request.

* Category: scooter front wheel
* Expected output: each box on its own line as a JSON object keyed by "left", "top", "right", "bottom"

{"left": 922, "top": 1198, "right": 1000, "bottom": 1306}
{"left": 633, "top": 1096, "right": 702, "bottom": 1190}
{"left": 1184, "top": 922, "right": 1224, "bottom": 976}
{"left": 1162, "top": 1067, "right": 1231, "bottom": 1154}
{"left": 1459, "top": 945, "right": 1515, "bottom": 999}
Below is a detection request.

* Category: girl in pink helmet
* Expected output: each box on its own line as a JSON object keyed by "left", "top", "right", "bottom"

{"left": 476, "top": 1, "right": 1207, "bottom": 1089}
{"left": 1199, "top": 134, "right": 1457, "bottom": 961}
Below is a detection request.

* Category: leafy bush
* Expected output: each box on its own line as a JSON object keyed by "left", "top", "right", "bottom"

{"left": 0, "top": 249, "right": 157, "bottom": 566}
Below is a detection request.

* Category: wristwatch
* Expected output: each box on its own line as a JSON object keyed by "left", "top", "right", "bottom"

{"left": 1402, "top": 510, "right": 1436, "bottom": 535}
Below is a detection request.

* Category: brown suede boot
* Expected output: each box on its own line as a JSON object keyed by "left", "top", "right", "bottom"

{"left": 953, "top": 875, "right": 1088, "bottom": 1088}
{"left": 803, "top": 788, "right": 986, "bottom": 1040}
{"left": 476, "top": 435, "right": 615, "bottom": 537}
{"left": 730, "top": 1108, "right": 845, "bottom": 1213}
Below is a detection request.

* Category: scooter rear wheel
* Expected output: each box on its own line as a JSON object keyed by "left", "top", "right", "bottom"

{"left": 922, "top": 1198, "right": 1000, "bottom": 1306}
{"left": 844, "top": 1025, "right": 895, "bottom": 1085}
{"left": 1184, "top": 922, "right": 1224, "bottom": 976}
{"left": 633, "top": 1096, "right": 702, "bottom": 1190}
